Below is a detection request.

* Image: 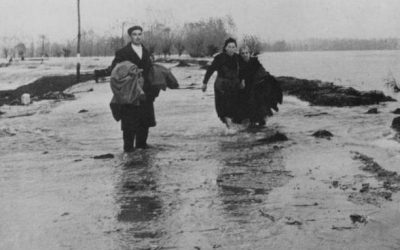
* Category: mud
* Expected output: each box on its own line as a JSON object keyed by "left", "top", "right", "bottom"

{"left": 0, "top": 74, "right": 93, "bottom": 106}
{"left": 391, "top": 108, "right": 400, "bottom": 114}
{"left": 391, "top": 116, "right": 400, "bottom": 131}
{"left": 276, "top": 76, "right": 395, "bottom": 106}
{"left": 352, "top": 151, "right": 400, "bottom": 187}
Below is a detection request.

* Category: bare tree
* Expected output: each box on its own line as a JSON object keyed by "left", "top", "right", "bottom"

{"left": 1, "top": 36, "right": 17, "bottom": 59}
{"left": 2, "top": 48, "right": 9, "bottom": 59}
{"left": 183, "top": 17, "right": 235, "bottom": 57}
{"left": 160, "top": 27, "right": 174, "bottom": 58}
{"left": 62, "top": 47, "right": 71, "bottom": 57}
{"left": 183, "top": 22, "right": 207, "bottom": 57}
{"left": 15, "top": 43, "right": 26, "bottom": 60}
{"left": 241, "top": 35, "right": 263, "bottom": 55}
{"left": 50, "top": 43, "right": 63, "bottom": 57}
{"left": 142, "top": 22, "right": 164, "bottom": 55}
{"left": 174, "top": 37, "right": 185, "bottom": 56}
{"left": 29, "top": 41, "right": 35, "bottom": 57}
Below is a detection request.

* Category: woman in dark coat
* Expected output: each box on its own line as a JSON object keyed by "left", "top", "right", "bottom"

{"left": 238, "top": 45, "right": 282, "bottom": 127}
{"left": 202, "top": 38, "right": 242, "bottom": 126}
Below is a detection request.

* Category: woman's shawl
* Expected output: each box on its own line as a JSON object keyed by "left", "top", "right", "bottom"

{"left": 252, "top": 67, "right": 283, "bottom": 115}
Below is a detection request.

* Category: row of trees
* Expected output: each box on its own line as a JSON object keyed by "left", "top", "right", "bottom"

{"left": 267, "top": 38, "right": 400, "bottom": 52}
{"left": 2, "top": 19, "right": 400, "bottom": 60}
{"left": 1, "top": 32, "right": 122, "bottom": 60}
{"left": 1, "top": 16, "right": 238, "bottom": 59}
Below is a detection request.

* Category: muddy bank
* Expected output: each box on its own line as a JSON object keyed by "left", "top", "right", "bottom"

{"left": 276, "top": 76, "right": 395, "bottom": 106}
{"left": 0, "top": 74, "right": 93, "bottom": 106}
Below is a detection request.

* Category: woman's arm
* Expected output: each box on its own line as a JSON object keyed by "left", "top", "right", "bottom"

{"left": 202, "top": 54, "right": 221, "bottom": 92}
{"left": 202, "top": 54, "right": 222, "bottom": 84}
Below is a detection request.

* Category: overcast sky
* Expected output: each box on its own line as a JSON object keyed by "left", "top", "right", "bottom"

{"left": 1, "top": 0, "right": 400, "bottom": 43}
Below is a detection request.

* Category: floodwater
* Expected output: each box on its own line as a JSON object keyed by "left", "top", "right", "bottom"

{"left": 260, "top": 50, "right": 400, "bottom": 92}
{"left": 1, "top": 52, "right": 400, "bottom": 249}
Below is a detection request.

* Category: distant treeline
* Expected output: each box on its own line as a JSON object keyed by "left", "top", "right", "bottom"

{"left": 1, "top": 17, "right": 239, "bottom": 59}
{"left": 1, "top": 18, "right": 400, "bottom": 60}
{"left": 265, "top": 38, "right": 400, "bottom": 52}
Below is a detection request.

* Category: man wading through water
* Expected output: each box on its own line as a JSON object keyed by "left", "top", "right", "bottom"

{"left": 110, "top": 26, "right": 160, "bottom": 152}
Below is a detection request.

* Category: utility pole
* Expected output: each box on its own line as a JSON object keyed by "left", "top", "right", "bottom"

{"left": 76, "top": 0, "right": 81, "bottom": 83}
{"left": 39, "top": 35, "right": 46, "bottom": 63}
{"left": 121, "top": 22, "right": 126, "bottom": 47}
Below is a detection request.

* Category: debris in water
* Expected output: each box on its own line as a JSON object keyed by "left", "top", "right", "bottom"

{"left": 285, "top": 217, "right": 302, "bottom": 225}
{"left": 360, "top": 183, "right": 370, "bottom": 193}
{"left": 350, "top": 214, "right": 367, "bottom": 224}
{"left": 377, "top": 191, "right": 392, "bottom": 201}
{"left": 293, "top": 202, "right": 319, "bottom": 207}
{"left": 93, "top": 153, "right": 114, "bottom": 159}
{"left": 176, "top": 60, "right": 191, "bottom": 67}
{"left": 332, "top": 226, "right": 356, "bottom": 231}
{"left": 304, "top": 112, "right": 329, "bottom": 117}
{"left": 78, "top": 109, "right": 88, "bottom": 113}
{"left": 366, "top": 108, "right": 378, "bottom": 114}
{"left": 0, "top": 128, "right": 16, "bottom": 137}
{"left": 259, "top": 209, "right": 275, "bottom": 222}
{"left": 312, "top": 130, "right": 333, "bottom": 139}
{"left": 256, "top": 132, "right": 288, "bottom": 144}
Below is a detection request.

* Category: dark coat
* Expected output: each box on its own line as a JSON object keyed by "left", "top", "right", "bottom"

{"left": 110, "top": 43, "right": 158, "bottom": 130}
{"left": 203, "top": 52, "right": 241, "bottom": 123}
{"left": 203, "top": 52, "right": 240, "bottom": 85}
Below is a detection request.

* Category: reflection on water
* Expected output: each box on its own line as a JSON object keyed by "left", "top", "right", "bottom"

{"left": 111, "top": 127, "right": 294, "bottom": 249}
{"left": 216, "top": 128, "right": 292, "bottom": 219}
{"left": 117, "top": 195, "right": 162, "bottom": 222}
{"left": 114, "top": 150, "right": 165, "bottom": 247}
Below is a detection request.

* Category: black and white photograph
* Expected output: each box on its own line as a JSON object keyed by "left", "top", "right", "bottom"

{"left": 1, "top": 0, "right": 400, "bottom": 249}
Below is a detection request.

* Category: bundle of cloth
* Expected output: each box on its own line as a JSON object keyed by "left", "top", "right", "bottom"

{"left": 251, "top": 67, "right": 283, "bottom": 117}
{"left": 109, "top": 61, "right": 179, "bottom": 121}
{"left": 149, "top": 63, "right": 179, "bottom": 90}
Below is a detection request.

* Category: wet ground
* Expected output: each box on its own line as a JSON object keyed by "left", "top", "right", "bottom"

{"left": 1, "top": 64, "right": 400, "bottom": 249}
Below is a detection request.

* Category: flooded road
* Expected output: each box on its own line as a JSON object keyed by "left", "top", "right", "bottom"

{"left": 1, "top": 65, "right": 400, "bottom": 249}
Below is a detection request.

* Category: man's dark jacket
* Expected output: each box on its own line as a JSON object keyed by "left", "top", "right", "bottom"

{"left": 110, "top": 43, "right": 159, "bottom": 130}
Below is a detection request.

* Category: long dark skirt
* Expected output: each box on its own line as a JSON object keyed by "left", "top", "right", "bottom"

{"left": 213, "top": 77, "right": 241, "bottom": 124}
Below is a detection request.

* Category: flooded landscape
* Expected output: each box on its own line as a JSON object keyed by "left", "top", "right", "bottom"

{"left": 1, "top": 50, "right": 400, "bottom": 249}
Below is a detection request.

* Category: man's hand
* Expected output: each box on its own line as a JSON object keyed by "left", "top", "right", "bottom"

{"left": 201, "top": 83, "right": 207, "bottom": 92}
